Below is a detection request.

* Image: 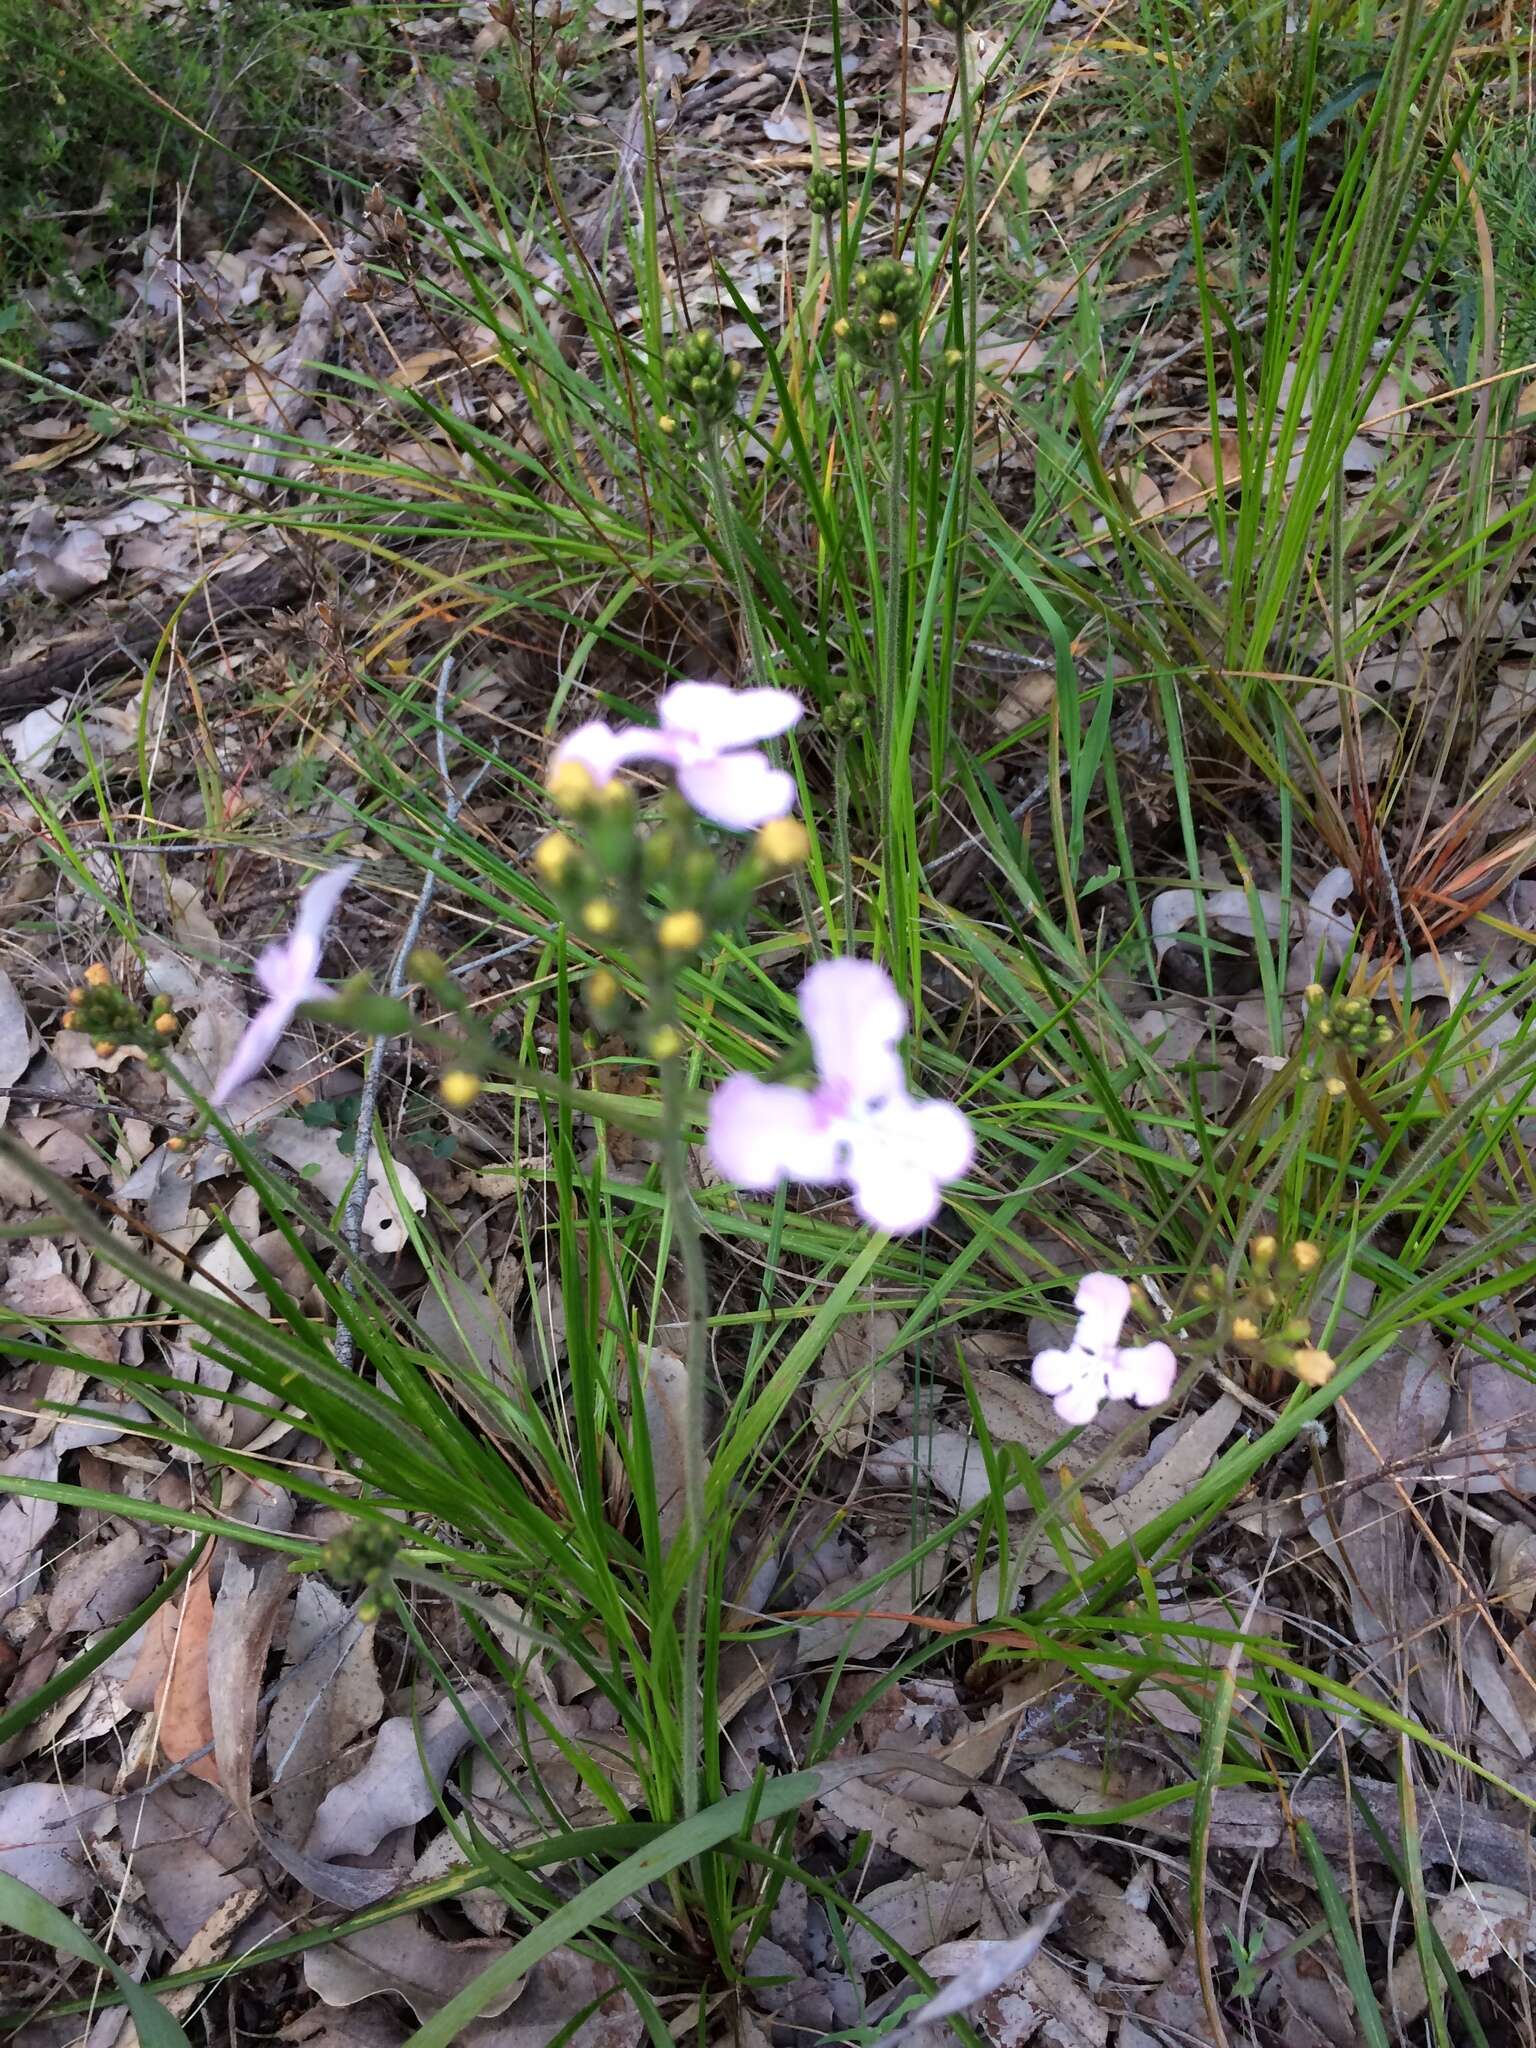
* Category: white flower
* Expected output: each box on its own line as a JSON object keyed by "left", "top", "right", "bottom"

{"left": 550, "top": 680, "right": 803, "bottom": 829}
{"left": 1031, "top": 1273, "right": 1177, "bottom": 1426}
{"left": 210, "top": 863, "right": 357, "bottom": 1107}
{"left": 706, "top": 958, "right": 973, "bottom": 1234}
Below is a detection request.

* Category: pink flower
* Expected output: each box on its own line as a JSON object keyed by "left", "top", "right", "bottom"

{"left": 707, "top": 958, "right": 974, "bottom": 1234}
{"left": 1031, "top": 1273, "right": 1177, "bottom": 1426}
{"left": 210, "top": 862, "right": 358, "bottom": 1108}
{"left": 551, "top": 680, "right": 803, "bottom": 829}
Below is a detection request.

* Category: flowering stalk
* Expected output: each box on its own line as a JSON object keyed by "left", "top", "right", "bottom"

{"left": 952, "top": 21, "right": 980, "bottom": 628}
{"left": 881, "top": 339, "right": 907, "bottom": 834}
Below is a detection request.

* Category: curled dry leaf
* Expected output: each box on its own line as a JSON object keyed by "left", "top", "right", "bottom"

{"left": 304, "top": 1920, "right": 524, "bottom": 2022}
{"left": 303, "top": 1686, "right": 503, "bottom": 1864}
{"left": 641, "top": 1346, "right": 693, "bottom": 1547}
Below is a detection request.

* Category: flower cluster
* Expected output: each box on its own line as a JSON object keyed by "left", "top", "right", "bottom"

{"left": 1193, "top": 1234, "right": 1334, "bottom": 1387}
{"left": 833, "top": 257, "right": 924, "bottom": 365}
{"left": 658, "top": 331, "right": 745, "bottom": 434}
{"left": 1304, "top": 983, "right": 1394, "bottom": 1089}
{"left": 550, "top": 682, "right": 803, "bottom": 832}
{"left": 926, "top": 0, "right": 981, "bottom": 29}
{"left": 61, "top": 962, "right": 180, "bottom": 1066}
{"left": 807, "top": 168, "right": 845, "bottom": 218}
{"left": 1030, "top": 1274, "right": 1178, "bottom": 1426}
{"left": 538, "top": 689, "right": 810, "bottom": 1057}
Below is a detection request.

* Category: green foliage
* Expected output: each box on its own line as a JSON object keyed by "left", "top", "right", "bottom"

{"left": 0, "top": 0, "right": 401, "bottom": 296}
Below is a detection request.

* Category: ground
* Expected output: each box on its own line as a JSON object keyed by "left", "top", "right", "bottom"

{"left": 3, "top": 1, "right": 1536, "bottom": 2044}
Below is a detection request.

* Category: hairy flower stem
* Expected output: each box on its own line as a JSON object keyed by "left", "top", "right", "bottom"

{"left": 881, "top": 345, "right": 907, "bottom": 833}
{"left": 834, "top": 736, "right": 856, "bottom": 949}
{"left": 659, "top": 1051, "right": 710, "bottom": 1819}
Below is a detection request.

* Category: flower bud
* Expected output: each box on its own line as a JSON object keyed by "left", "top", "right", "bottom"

{"left": 657, "top": 414, "right": 677, "bottom": 435}
{"left": 93, "top": 1039, "right": 116, "bottom": 1058}
{"left": 67, "top": 987, "right": 85, "bottom": 1006}
{"left": 648, "top": 1024, "right": 683, "bottom": 1060}
{"left": 533, "top": 830, "right": 579, "bottom": 883}
{"left": 440, "top": 1069, "right": 482, "bottom": 1109}
{"left": 580, "top": 899, "right": 618, "bottom": 937}
{"left": 657, "top": 909, "right": 705, "bottom": 953}
{"left": 60, "top": 1009, "right": 78, "bottom": 1031}
{"left": 167, "top": 1134, "right": 191, "bottom": 1154}
{"left": 1290, "top": 1239, "right": 1320, "bottom": 1273}
{"left": 587, "top": 967, "right": 621, "bottom": 1013}
{"left": 153, "top": 1012, "right": 178, "bottom": 1037}
{"left": 1231, "top": 1315, "right": 1261, "bottom": 1343}
{"left": 1304, "top": 984, "right": 1324, "bottom": 1004}
{"left": 1292, "top": 1347, "right": 1336, "bottom": 1387}
{"left": 84, "top": 963, "right": 111, "bottom": 990}
{"left": 1323, "top": 1076, "right": 1346, "bottom": 1098}
{"left": 1250, "top": 1233, "right": 1277, "bottom": 1269}
{"left": 755, "top": 817, "right": 810, "bottom": 868}
{"left": 547, "top": 759, "right": 599, "bottom": 813}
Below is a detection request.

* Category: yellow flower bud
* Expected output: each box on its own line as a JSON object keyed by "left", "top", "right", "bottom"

{"left": 533, "top": 831, "right": 578, "bottom": 883}
{"left": 1250, "top": 1233, "right": 1277, "bottom": 1266}
{"left": 1304, "top": 983, "right": 1325, "bottom": 1003}
{"left": 547, "top": 758, "right": 599, "bottom": 812}
{"left": 440, "top": 1069, "right": 482, "bottom": 1109}
{"left": 167, "top": 1134, "right": 190, "bottom": 1154}
{"left": 1323, "top": 1076, "right": 1347, "bottom": 1098}
{"left": 1290, "top": 1239, "right": 1320, "bottom": 1273}
{"left": 657, "top": 909, "right": 705, "bottom": 953}
{"left": 755, "top": 817, "right": 810, "bottom": 868}
{"left": 580, "top": 899, "right": 618, "bottom": 937}
{"left": 93, "top": 1040, "right": 116, "bottom": 1059}
{"left": 1292, "top": 1347, "right": 1336, "bottom": 1387}
{"left": 587, "top": 968, "right": 621, "bottom": 1011}
{"left": 832, "top": 317, "right": 851, "bottom": 339}
{"left": 153, "top": 1012, "right": 178, "bottom": 1036}
{"left": 84, "top": 963, "right": 111, "bottom": 989}
{"left": 648, "top": 1024, "right": 683, "bottom": 1061}
{"left": 60, "top": 1009, "right": 78, "bottom": 1031}
{"left": 657, "top": 413, "right": 677, "bottom": 435}
{"left": 67, "top": 986, "right": 85, "bottom": 1006}
{"left": 877, "top": 308, "right": 900, "bottom": 333}
{"left": 1231, "top": 1315, "right": 1261, "bottom": 1344}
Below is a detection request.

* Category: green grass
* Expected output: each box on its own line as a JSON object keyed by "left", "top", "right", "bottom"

{"left": 4, "top": 0, "right": 1536, "bottom": 2037}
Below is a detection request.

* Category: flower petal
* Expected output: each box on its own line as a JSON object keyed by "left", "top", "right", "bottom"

{"left": 552, "top": 720, "right": 678, "bottom": 786}
{"left": 1052, "top": 1377, "right": 1111, "bottom": 1427}
{"left": 796, "top": 957, "right": 908, "bottom": 1101}
{"left": 1029, "top": 1346, "right": 1086, "bottom": 1397}
{"left": 707, "top": 1075, "right": 840, "bottom": 1189}
{"left": 843, "top": 1097, "right": 970, "bottom": 1234}
{"left": 675, "top": 752, "right": 797, "bottom": 829}
{"left": 1106, "top": 1340, "right": 1177, "bottom": 1408}
{"left": 1073, "top": 1272, "right": 1131, "bottom": 1358}
{"left": 209, "top": 1001, "right": 293, "bottom": 1109}
{"left": 659, "top": 681, "right": 803, "bottom": 751}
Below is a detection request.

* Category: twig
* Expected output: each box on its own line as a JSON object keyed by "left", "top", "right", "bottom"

{"left": 335, "top": 658, "right": 487, "bottom": 1370}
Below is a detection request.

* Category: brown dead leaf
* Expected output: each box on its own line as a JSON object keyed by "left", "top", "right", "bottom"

{"left": 6, "top": 422, "right": 105, "bottom": 473}
{"left": 207, "top": 1552, "right": 293, "bottom": 1811}
{"left": 0, "top": 1781, "right": 114, "bottom": 1905}
{"left": 138, "top": 1547, "right": 219, "bottom": 1784}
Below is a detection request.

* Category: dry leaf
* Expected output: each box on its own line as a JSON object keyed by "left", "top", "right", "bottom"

{"left": 305, "top": 1920, "right": 523, "bottom": 2021}
{"left": 463, "top": 1950, "right": 641, "bottom": 2048}
{"left": 304, "top": 1687, "right": 502, "bottom": 1863}
{"left": 17, "top": 502, "right": 112, "bottom": 599}
{"left": 1388, "top": 1881, "right": 1536, "bottom": 2023}
{"left": 641, "top": 1346, "right": 693, "bottom": 1547}
{"left": 0, "top": 1782, "right": 113, "bottom": 1905}
{"left": 150, "top": 1546, "right": 220, "bottom": 1785}
{"left": 262, "top": 1120, "right": 426, "bottom": 1255}
{"left": 268, "top": 1579, "right": 384, "bottom": 1844}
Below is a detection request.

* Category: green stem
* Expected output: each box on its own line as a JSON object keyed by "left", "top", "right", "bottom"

{"left": 704, "top": 429, "right": 774, "bottom": 693}
{"left": 659, "top": 1051, "right": 710, "bottom": 1820}
{"left": 881, "top": 344, "right": 907, "bottom": 834}
{"left": 834, "top": 735, "right": 855, "bottom": 951}
{"left": 954, "top": 27, "right": 980, "bottom": 615}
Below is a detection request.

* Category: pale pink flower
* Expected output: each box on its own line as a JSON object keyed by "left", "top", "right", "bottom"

{"left": 707, "top": 958, "right": 974, "bottom": 1234}
{"left": 210, "top": 862, "right": 358, "bottom": 1108}
{"left": 1031, "top": 1272, "right": 1177, "bottom": 1426}
{"left": 551, "top": 680, "right": 803, "bottom": 829}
